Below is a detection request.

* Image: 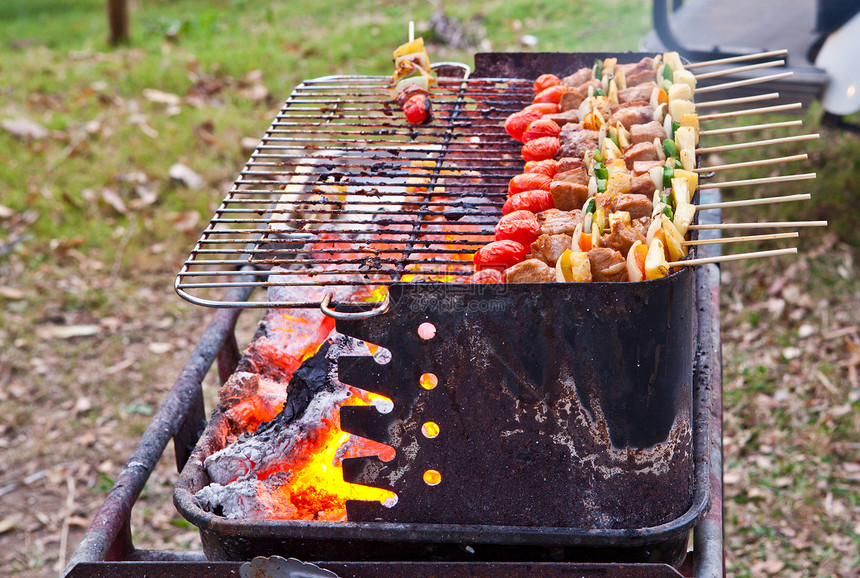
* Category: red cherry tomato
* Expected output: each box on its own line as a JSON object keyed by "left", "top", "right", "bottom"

{"left": 494, "top": 210, "right": 541, "bottom": 246}
{"left": 522, "top": 102, "right": 560, "bottom": 115}
{"left": 523, "top": 159, "right": 559, "bottom": 178}
{"left": 502, "top": 190, "right": 554, "bottom": 215}
{"left": 534, "top": 74, "right": 561, "bottom": 94}
{"left": 521, "top": 136, "right": 561, "bottom": 162}
{"left": 504, "top": 108, "right": 543, "bottom": 142}
{"left": 466, "top": 269, "right": 505, "bottom": 283}
{"left": 508, "top": 172, "right": 551, "bottom": 196}
{"left": 473, "top": 240, "right": 528, "bottom": 272}
{"left": 522, "top": 118, "right": 561, "bottom": 143}
{"left": 533, "top": 84, "right": 565, "bottom": 105}
{"left": 402, "top": 93, "right": 432, "bottom": 125}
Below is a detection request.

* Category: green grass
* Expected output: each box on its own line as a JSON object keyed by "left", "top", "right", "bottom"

{"left": 0, "top": 0, "right": 651, "bottom": 285}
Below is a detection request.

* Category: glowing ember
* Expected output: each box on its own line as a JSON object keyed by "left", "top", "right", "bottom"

{"left": 266, "top": 387, "right": 396, "bottom": 521}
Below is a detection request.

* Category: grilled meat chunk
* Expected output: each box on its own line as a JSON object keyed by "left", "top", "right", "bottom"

{"left": 617, "top": 56, "right": 656, "bottom": 76}
{"left": 560, "top": 79, "right": 601, "bottom": 112}
{"left": 588, "top": 247, "right": 628, "bottom": 282}
{"left": 505, "top": 258, "right": 557, "bottom": 283}
{"left": 542, "top": 109, "right": 580, "bottom": 127}
{"left": 597, "top": 193, "right": 653, "bottom": 220}
{"left": 619, "top": 81, "right": 657, "bottom": 104}
{"left": 561, "top": 67, "right": 594, "bottom": 88}
{"left": 631, "top": 120, "right": 666, "bottom": 145}
{"left": 631, "top": 216, "right": 650, "bottom": 238}
{"left": 537, "top": 208, "right": 583, "bottom": 236}
{"left": 531, "top": 233, "right": 572, "bottom": 265}
{"left": 558, "top": 126, "right": 600, "bottom": 158}
{"left": 609, "top": 104, "right": 655, "bottom": 131}
{"left": 613, "top": 193, "right": 653, "bottom": 220}
{"left": 551, "top": 181, "right": 589, "bottom": 211}
{"left": 629, "top": 173, "right": 657, "bottom": 197}
{"left": 554, "top": 166, "right": 589, "bottom": 186}
{"left": 625, "top": 69, "right": 657, "bottom": 87}
{"left": 557, "top": 156, "right": 584, "bottom": 173}
{"left": 621, "top": 141, "right": 659, "bottom": 170}
{"left": 602, "top": 220, "right": 646, "bottom": 256}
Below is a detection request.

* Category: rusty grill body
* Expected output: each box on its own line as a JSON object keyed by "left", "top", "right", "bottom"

{"left": 171, "top": 52, "right": 711, "bottom": 568}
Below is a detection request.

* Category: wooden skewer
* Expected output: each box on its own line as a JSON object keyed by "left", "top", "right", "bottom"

{"left": 682, "top": 232, "right": 799, "bottom": 246}
{"left": 697, "top": 173, "right": 816, "bottom": 190}
{"left": 685, "top": 49, "right": 788, "bottom": 70}
{"left": 409, "top": 21, "right": 415, "bottom": 42}
{"left": 698, "top": 120, "right": 803, "bottom": 136}
{"left": 668, "top": 247, "right": 796, "bottom": 267}
{"left": 695, "top": 92, "right": 779, "bottom": 108}
{"left": 694, "top": 71, "right": 794, "bottom": 94}
{"left": 696, "top": 193, "right": 811, "bottom": 209}
{"left": 695, "top": 154, "right": 808, "bottom": 173}
{"left": 694, "top": 60, "right": 785, "bottom": 81}
{"left": 689, "top": 220, "right": 828, "bottom": 230}
{"left": 696, "top": 133, "right": 819, "bottom": 154}
{"left": 698, "top": 102, "right": 802, "bottom": 120}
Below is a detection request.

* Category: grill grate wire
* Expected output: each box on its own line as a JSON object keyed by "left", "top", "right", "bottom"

{"left": 176, "top": 75, "right": 534, "bottom": 308}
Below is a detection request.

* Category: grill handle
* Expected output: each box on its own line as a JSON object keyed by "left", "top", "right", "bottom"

{"left": 320, "top": 290, "right": 390, "bottom": 320}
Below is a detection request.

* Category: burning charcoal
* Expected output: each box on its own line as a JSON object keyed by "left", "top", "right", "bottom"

{"left": 219, "top": 372, "right": 287, "bottom": 433}
{"left": 196, "top": 331, "right": 393, "bottom": 519}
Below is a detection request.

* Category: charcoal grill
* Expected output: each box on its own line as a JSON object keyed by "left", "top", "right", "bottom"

{"left": 66, "top": 52, "right": 726, "bottom": 577}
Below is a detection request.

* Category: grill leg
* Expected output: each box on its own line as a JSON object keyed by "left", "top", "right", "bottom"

{"left": 104, "top": 518, "right": 133, "bottom": 562}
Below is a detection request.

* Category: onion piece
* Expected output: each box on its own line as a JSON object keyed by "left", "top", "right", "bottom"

{"left": 663, "top": 113, "right": 674, "bottom": 139}
{"left": 626, "top": 240, "right": 645, "bottom": 282}
{"left": 650, "top": 165, "right": 665, "bottom": 191}
{"left": 645, "top": 238, "right": 670, "bottom": 280}
{"left": 654, "top": 137, "right": 666, "bottom": 161}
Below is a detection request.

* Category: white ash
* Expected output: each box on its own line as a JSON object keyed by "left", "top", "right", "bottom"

{"left": 195, "top": 472, "right": 297, "bottom": 520}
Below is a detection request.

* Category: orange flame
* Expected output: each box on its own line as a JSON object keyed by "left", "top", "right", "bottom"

{"left": 263, "top": 387, "right": 396, "bottom": 521}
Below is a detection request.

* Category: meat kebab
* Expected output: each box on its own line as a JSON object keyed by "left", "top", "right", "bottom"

{"left": 474, "top": 52, "right": 700, "bottom": 284}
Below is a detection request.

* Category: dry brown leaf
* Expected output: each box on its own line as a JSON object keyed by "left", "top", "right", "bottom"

{"left": 75, "top": 396, "right": 93, "bottom": 414}
{"left": 129, "top": 185, "right": 158, "bottom": 209}
{"left": 49, "top": 237, "right": 86, "bottom": 254}
{"left": 142, "top": 88, "right": 182, "bottom": 106}
{"left": 241, "top": 137, "right": 259, "bottom": 153}
{"left": 101, "top": 187, "right": 127, "bottom": 214}
{"left": 169, "top": 163, "right": 205, "bottom": 190}
{"left": 240, "top": 83, "right": 269, "bottom": 103}
{"left": 148, "top": 342, "right": 172, "bottom": 354}
{"left": 1, "top": 117, "right": 50, "bottom": 140}
{"left": 173, "top": 210, "right": 201, "bottom": 233}
{"left": 0, "top": 286, "right": 25, "bottom": 299}
{"left": 194, "top": 121, "right": 219, "bottom": 146}
{"left": 35, "top": 324, "right": 101, "bottom": 339}
{"left": 0, "top": 517, "right": 17, "bottom": 535}
{"left": 752, "top": 558, "right": 785, "bottom": 574}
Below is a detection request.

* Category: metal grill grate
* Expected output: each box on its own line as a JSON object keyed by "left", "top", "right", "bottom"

{"left": 175, "top": 73, "right": 535, "bottom": 308}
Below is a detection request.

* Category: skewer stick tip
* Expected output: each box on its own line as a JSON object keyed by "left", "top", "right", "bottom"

{"left": 409, "top": 21, "right": 415, "bottom": 42}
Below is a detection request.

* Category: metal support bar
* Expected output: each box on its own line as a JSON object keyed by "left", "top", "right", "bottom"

{"left": 63, "top": 279, "right": 256, "bottom": 576}
{"left": 216, "top": 329, "right": 242, "bottom": 384}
